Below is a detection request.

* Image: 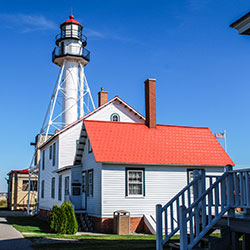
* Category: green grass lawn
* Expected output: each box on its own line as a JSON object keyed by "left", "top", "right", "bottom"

{"left": 6, "top": 216, "right": 177, "bottom": 250}
{"left": 6, "top": 216, "right": 51, "bottom": 233}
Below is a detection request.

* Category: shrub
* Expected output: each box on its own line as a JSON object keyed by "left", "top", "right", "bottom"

{"left": 50, "top": 202, "right": 78, "bottom": 234}
{"left": 50, "top": 205, "right": 62, "bottom": 233}
{"left": 62, "top": 201, "right": 78, "bottom": 234}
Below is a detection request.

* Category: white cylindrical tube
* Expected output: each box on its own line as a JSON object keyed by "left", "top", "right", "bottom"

{"left": 62, "top": 61, "right": 79, "bottom": 125}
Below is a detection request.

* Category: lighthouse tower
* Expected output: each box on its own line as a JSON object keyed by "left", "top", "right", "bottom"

{"left": 40, "top": 15, "right": 95, "bottom": 138}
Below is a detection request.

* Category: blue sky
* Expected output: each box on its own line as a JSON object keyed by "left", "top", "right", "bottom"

{"left": 0, "top": 0, "right": 250, "bottom": 191}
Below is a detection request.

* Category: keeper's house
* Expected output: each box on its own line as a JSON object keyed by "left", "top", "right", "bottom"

{"left": 38, "top": 79, "right": 234, "bottom": 233}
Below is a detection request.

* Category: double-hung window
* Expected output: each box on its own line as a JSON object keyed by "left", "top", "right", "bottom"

{"left": 42, "top": 150, "right": 45, "bottom": 170}
{"left": 58, "top": 175, "right": 62, "bottom": 201}
{"left": 52, "top": 143, "right": 56, "bottom": 166}
{"left": 41, "top": 180, "right": 45, "bottom": 198}
{"left": 87, "top": 170, "right": 93, "bottom": 197}
{"left": 65, "top": 176, "right": 69, "bottom": 196}
{"left": 88, "top": 139, "right": 92, "bottom": 153}
{"left": 49, "top": 145, "right": 52, "bottom": 160}
{"left": 51, "top": 177, "right": 55, "bottom": 198}
{"left": 22, "top": 180, "right": 29, "bottom": 191}
{"left": 126, "top": 169, "right": 145, "bottom": 197}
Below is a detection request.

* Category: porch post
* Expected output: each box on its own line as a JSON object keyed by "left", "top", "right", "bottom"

{"left": 226, "top": 165, "right": 235, "bottom": 217}
{"left": 179, "top": 205, "right": 188, "bottom": 250}
{"left": 156, "top": 204, "right": 163, "bottom": 250}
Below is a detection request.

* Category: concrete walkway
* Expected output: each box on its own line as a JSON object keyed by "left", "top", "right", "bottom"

{"left": 0, "top": 211, "right": 33, "bottom": 250}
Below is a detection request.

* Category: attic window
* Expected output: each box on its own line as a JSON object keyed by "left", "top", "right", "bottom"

{"left": 110, "top": 113, "right": 120, "bottom": 122}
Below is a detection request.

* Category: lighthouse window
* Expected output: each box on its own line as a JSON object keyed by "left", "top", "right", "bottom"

{"left": 110, "top": 113, "right": 120, "bottom": 122}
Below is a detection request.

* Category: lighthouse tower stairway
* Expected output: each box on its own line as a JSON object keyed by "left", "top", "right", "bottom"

{"left": 156, "top": 167, "right": 250, "bottom": 250}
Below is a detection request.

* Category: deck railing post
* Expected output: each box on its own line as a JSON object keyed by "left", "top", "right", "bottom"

{"left": 226, "top": 165, "right": 235, "bottom": 217}
{"left": 179, "top": 205, "right": 188, "bottom": 250}
{"left": 156, "top": 204, "right": 163, "bottom": 250}
{"left": 199, "top": 169, "right": 206, "bottom": 195}
{"left": 193, "top": 169, "right": 200, "bottom": 202}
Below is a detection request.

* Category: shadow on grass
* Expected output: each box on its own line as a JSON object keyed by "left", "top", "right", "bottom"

{"left": 6, "top": 216, "right": 50, "bottom": 233}
{"left": 31, "top": 237, "right": 175, "bottom": 250}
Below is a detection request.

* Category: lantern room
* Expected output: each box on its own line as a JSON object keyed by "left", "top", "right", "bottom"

{"left": 52, "top": 15, "right": 90, "bottom": 66}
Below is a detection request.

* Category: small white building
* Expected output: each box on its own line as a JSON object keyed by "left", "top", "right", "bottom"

{"left": 38, "top": 79, "right": 234, "bottom": 233}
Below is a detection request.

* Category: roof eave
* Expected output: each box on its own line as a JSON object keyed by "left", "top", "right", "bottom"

{"left": 99, "top": 161, "right": 234, "bottom": 167}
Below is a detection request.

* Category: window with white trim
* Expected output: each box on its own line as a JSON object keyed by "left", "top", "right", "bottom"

{"left": 88, "top": 170, "right": 93, "bottom": 197}
{"left": 82, "top": 172, "right": 86, "bottom": 192}
{"left": 126, "top": 169, "right": 144, "bottom": 196}
{"left": 41, "top": 180, "right": 45, "bottom": 198}
{"left": 49, "top": 145, "right": 52, "bottom": 160}
{"left": 51, "top": 177, "right": 55, "bottom": 198}
{"left": 52, "top": 143, "right": 56, "bottom": 166}
{"left": 88, "top": 139, "right": 92, "bottom": 153}
{"left": 42, "top": 150, "right": 45, "bottom": 170}
{"left": 58, "top": 175, "right": 62, "bottom": 201}
{"left": 65, "top": 176, "right": 69, "bottom": 195}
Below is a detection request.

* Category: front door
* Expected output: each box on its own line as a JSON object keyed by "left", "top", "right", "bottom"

{"left": 81, "top": 172, "right": 86, "bottom": 209}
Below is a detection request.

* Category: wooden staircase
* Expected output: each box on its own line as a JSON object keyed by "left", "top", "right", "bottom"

{"left": 156, "top": 166, "right": 250, "bottom": 250}
{"left": 75, "top": 213, "right": 94, "bottom": 232}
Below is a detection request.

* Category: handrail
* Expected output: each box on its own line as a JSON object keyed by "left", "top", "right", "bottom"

{"left": 187, "top": 173, "right": 228, "bottom": 213}
{"left": 156, "top": 167, "right": 250, "bottom": 250}
{"left": 162, "top": 176, "right": 201, "bottom": 211}
{"left": 52, "top": 46, "right": 90, "bottom": 62}
{"left": 156, "top": 170, "right": 204, "bottom": 249}
{"left": 181, "top": 172, "right": 230, "bottom": 250}
{"left": 229, "top": 168, "right": 250, "bottom": 173}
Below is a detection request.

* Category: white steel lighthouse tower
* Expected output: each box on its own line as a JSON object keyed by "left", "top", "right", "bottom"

{"left": 43, "top": 15, "right": 95, "bottom": 139}
{"left": 27, "top": 15, "right": 95, "bottom": 214}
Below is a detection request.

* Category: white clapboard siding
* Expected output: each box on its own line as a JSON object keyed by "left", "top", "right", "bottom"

{"left": 101, "top": 164, "right": 224, "bottom": 218}
{"left": 39, "top": 140, "right": 60, "bottom": 210}
{"left": 85, "top": 101, "right": 144, "bottom": 123}
{"left": 59, "top": 122, "right": 82, "bottom": 169}
{"left": 81, "top": 141, "right": 102, "bottom": 217}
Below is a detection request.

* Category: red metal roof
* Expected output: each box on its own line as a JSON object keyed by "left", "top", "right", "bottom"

{"left": 62, "top": 15, "right": 80, "bottom": 25}
{"left": 8, "top": 168, "right": 29, "bottom": 175}
{"left": 84, "top": 120, "right": 234, "bottom": 166}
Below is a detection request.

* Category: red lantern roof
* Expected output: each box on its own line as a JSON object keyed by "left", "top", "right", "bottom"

{"left": 62, "top": 15, "right": 81, "bottom": 26}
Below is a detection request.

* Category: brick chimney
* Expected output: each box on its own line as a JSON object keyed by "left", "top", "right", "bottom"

{"left": 144, "top": 78, "right": 156, "bottom": 128}
{"left": 98, "top": 88, "right": 108, "bottom": 107}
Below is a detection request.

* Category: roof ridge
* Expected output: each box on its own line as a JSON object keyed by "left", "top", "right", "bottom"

{"left": 84, "top": 120, "right": 209, "bottom": 129}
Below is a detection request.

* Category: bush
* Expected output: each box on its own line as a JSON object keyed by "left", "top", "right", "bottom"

{"left": 50, "top": 202, "right": 78, "bottom": 234}
{"left": 62, "top": 201, "right": 78, "bottom": 234}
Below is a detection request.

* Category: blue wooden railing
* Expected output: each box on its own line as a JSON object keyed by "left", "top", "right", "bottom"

{"left": 156, "top": 166, "right": 250, "bottom": 250}
{"left": 156, "top": 169, "right": 204, "bottom": 249}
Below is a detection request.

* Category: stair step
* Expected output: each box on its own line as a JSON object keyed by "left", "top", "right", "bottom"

{"left": 169, "top": 242, "right": 208, "bottom": 250}
{"left": 200, "top": 235, "right": 219, "bottom": 243}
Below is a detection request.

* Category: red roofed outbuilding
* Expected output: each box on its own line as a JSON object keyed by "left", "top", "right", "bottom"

{"left": 7, "top": 168, "right": 38, "bottom": 211}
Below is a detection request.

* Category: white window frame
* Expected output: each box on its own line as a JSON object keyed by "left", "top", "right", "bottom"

{"left": 110, "top": 113, "right": 120, "bottom": 122}
{"left": 126, "top": 169, "right": 144, "bottom": 197}
{"left": 58, "top": 175, "right": 62, "bottom": 201}
{"left": 52, "top": 143, "right": 56, "bottom": 166}
{"left": 88, "top": 170, "right": 93, "bottom": 197}
{"left": 42, "top": 150, "right": 45, "bottom": 170}
{"left": 65, "top": 176, "right": 69, "bottom": 196}
{"left": 41, "top": 180, "right": 45, "bottom": 198}
{"left": 51, "top": 177, "right": 55, "bottom": 199}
